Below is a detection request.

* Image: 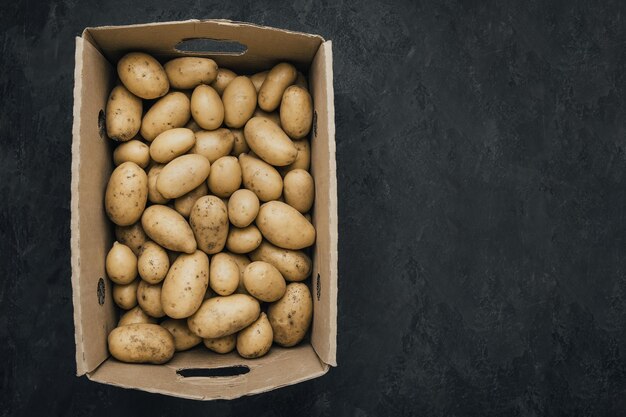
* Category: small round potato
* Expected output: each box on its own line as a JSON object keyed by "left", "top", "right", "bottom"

{"left": 162, "top": 250, "right": 209, "bottom": 319}
{"left": 161, "top": 318, "right": 203, "bottom": 351}
{"left": 256, "top": 201, "right": 316, "bottom": 250}
{"left": 236, "top": 312, "right": 273, "bottom": 359}
{"left": 105, "top": 162, "right": 148, "bottom": 226}
{"left": 211, "top": 68, "right": 237, "bottom": 95}
{"left": 243, "top": 261, "right": 286, "bottom": 302}
{"left": 252, "top": 108, "right": 281, "bottom": 127}
{"left": 106, "top": 242, "right": 137, "bottom": 284}
{"left": 189, "top": 196, "right": 229, "bottom": 254}
{"left": 115, "top": 222, "right": 148, "bottom": 256}
{"left": 113, "top": 279, "right": 140, "bottom": 309}
{"left": 106, "top": 85, "right": 142, "bottom": 141}
{"left": 113, "top": 139, "right": 150, "bottom": 168}
{"left": 258, "top": 62, "right": 297, "bottom": 111}
{"left": 156, "top": 154, "right": 211, "bottom": 199}
{"left": 227, "top": 189, "right": 260, "bottom": 228}
{"left": 207, "top": 156, "right": 242, "bottom": 197}
{"left": 174, "top": 182, "right": 208, "bottom": 218}
{"left": 279, "top": 139, "right": 310, "bottom": 176}
{"left": 223, "top": 76, "right": 257, "bottom": 128}
{"left": 230, "top": 128, "right": 250, "bottom": 156}
{"left": 226, "top": 225, "right": 262, "bottom": 254}
{"left": 187, "top": 294, "right": 260, "bottom": 338}
{"left": 280, "top": 86, "right": 313, "bottom": 139}
{"left": 210, "top": 252, "right": 240, "bottom": 296}
{"left": 140, "top": 92, "right": 191, "bottom": 141}
{"left": 137, "top": 280, "right": 166, "bottom": 318}
{"left": 141, "top": 205, "right": 197, "bottom": 253}
{"left": 267, "top": 282, "right": 313, "bottom": 347}
{"left": 137, "top": 241, "right": 170, "bottom": 284}
{"left": 249, "top": 240, "right": 311, "bottom": 281}
{"left": 149, "top": 128, "right": 196, "bottom": 163}
{"left": 118, "top": 306, "right": 157, "bottom": 326}
{"left": 108, "top": 324, "right": 174, "bottom": 364}
{"left": 191, "top": 84, "right": 224, "bottom": 130}
{"left": 244, "top": 117, "right": 297, "bottom": 166}
{"left": 250, "top": 70, "right": 268, "bottom": 93}
{"left": 117, "top": 52, "right": 169, "bottom": 100}
{"left": 203, "top": 334, "right": 236, "bottom": 353}
{"left": 283, "top": 169, "right": 315, "bottom": 213}
{"left": 192, "top": 128, "right": 234, "bottom": 163}
{"left": 228, "top": 252, "right": 251, "bottom": 294}
{"left": 239, "top": 153, "right": 283, "bottom": 202}
{"left": 164, "top": 57, "right": 218, "bottom": 89}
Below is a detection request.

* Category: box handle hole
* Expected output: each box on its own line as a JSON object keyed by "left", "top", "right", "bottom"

{"left": 97, "top": 277, "right": 105, "bottom": 305}
{"left": 316, "top": 273, "right": 321, "bottom": 301}
{"left": 97, "top": 109, "right": 106, "bottom": 140}
{"left": 177, "top": 365, "right": 250, "bottom": 378}
{"left": 175, "top": 38, "right": 248, "bottom": 56}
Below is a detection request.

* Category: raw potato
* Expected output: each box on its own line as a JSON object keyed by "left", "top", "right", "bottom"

{"left": 249, "top": 240, "right": 312, "bottom": 282}
{"left": 105, "top": 162, "right": 148, "bottom": 226}
{"left": 150, "top": 128, "right": 196, "bottom": 163}
{"left": 174, "top": 182, "right": 208, "bottom": 218}
{"left": 191, "top": 84, "right": 224, "bottom": 130}
{"left": 229, "top": 252, "right": 251, "bottom": 294}
{"left": 267, "top": 283, "right": 313, "bottom": 347}
{"left": 223, "top": 76, "right": 257, "bottom": 128}
{"left": 189, "top": 196, "right": 229, "bottom": 254}
{"left": 137, "top": 280, "right": 166, "bottom": 318}
{"left": 117, "top": 52, "right": 169, "bottom": 100}
{"left": 106, "top": 242, "right": 137, "bottom": 284}
{"left": 108, "top": 324, "right": 174, "bottom": 364}
{"left": 304, "top": 213, "right": 312, "bottom": 222}
{"left": 147, "top": 164, "right": 169, "bottom": 204}
{"left": 113, "top": 140, "right": 150, "bottom": 168}
{"left": 244, "top": 117, "right": 297, "bottom": 166}
{"left": 258, "top": 62, "right": 297, "bottom": 111}
{"left": 192, "top": 128, "right": 234, "bottom": 163}
{"left": 256, "top": 201, "right": 316, "bottom": 250}
{"left": 211, "top": 68, "right": 237, "bottom": 95}
{"left": 162, "top": 251, "right": 209, "bottom": 319}
{"left": 118, "top": 306, "right": 157, "bottom": 326}
{"left": 141, "top": 205, "right": 197, "bottom": 253}
{"left": 164, "top": 57, "right": 218, "bottom": 89}
{"left": 185, "top": 118, "right": 202, "bottom": 133}
{"left": 226, "top": 225, "right": 262, "bottom": 254}
{"left": 250, "top": 70, "right": 268, "bottom": 92}
{"left": 283, "top": 169, "right": 315, "bottom": 213}
{"left": 228, "top": 189, "right": 260, "bottom": 228}
{"left": 187, "top": 294, "right": 260, "bottom": 338}
{"left": 230, "top": 128, "right": 250, "bottom": 156}
{"left": 106, "top": 85, "right": 142, "bottom": 141}
{"left": 203, "top": 335, "right": 236, "bottom": 353}
{"left": 243, "top": 261, "right": 286, "bottom": 302}
{"left": 156, "top": 154, "right": 211, "bottom": 199}
{"left": 295, "top": 71, "right": 308, "bottom": 90}
{"left": 237, "top": 313, "right": 273, "bottom": 359}
{"left": 138, "top": 241, "right": 170, "bottom": 284}
{"left": 113, "top": 279, "right": 140, "bottom": 309}
{"left": 115, "top": 222, "right": 148, "bottom": 256}
{"left": 208, "top": 156, "right": 242, "bottom": 197}
{"left": 210, "top": 252, "right": 240, "bottom": 296}
{"left": 280, "top": 86, "right": 313, "bottom": 139}
{"left": 140, "top": 92, "right": 191, "bottom": 141}
{"left": 161, "top": 318, "right": 203, "bottom": 351}
{"left": 252, "top": 108, "right": 281, "bottom": 127}
{"left": 239, "top": 153, "right": 283, "bottom": 202}
{"left": 279, "top": 139, "right": 310, "bottom": 176}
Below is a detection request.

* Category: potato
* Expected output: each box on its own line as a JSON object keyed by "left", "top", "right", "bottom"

{"left": 211, "top": 68, "right": 237, "bottom": 95}
{"left": 304, "top": 213, "right": 312, "bottom": 222}
{"left": 249, "top": 240, "right": 311, "bottom": 282}
{"left": 113, "top": 139, "right": 150, "bottom": 168}
{"left": 223, "top": 76, "right": 257, "bottom": 128}
{"left": 174, "top": 182, "right": 208, "bottom": 218}
{"left": 113, "top": 279, "right": 139, "bottom": 309}
{"left": 191, "top": 84, "right": 224, "bottom": 130}
{"left": 236, "top": 313, "right": 273, "bottom": 359}
{"left": 203, "top": 335, "right": 236, "bottom": 353}
{"left": 105, "top": 162, "right": 148, "bottom": 226}
{"left": 280, "top": 86, "right": 313, "bottom": 139}
{"left": 209, "top": 252, "right": 240, "bottom": 296}
{"left": 295, "top": 71, "right": 308, "bottom": 90}
{"left": 207, "top": 156, "right": 241, "bottom": 197}
{"left": 184, "top": 118, "right": 202, "bottom": 133}
{"left": 239, "top": 153, "right": 283, "bottom": 202}
{"left": 256, "top": 201, "right": 315, "bottom": 250}
{"left": 226, "top": 225, "right": 262, "bottom": 254}
{"left": 250, "top": 70, "right": 268, "bottom": 93}
{"left": 192, "top": 128, "right": 234, "bottom": 163}
{"left": 137, "top": 241, "right": 169, "bottom": 284}
{"left": 279, "top": 139, "right": 310, "bottom": 176}
{"left": 283, "top": 169, "right": 315, "bottom": 213}
{"left": 161, "top": 318, "right": 203, "bottom": 351}
{"left": 227, "top": 189, "right": 259, "bottom": 228}
{"left": 106, "top": 242, "right": 137, "bottom": 284}
{"left": 149, "top": 128, "right": 195, "bottom": 163}
{"left": 106, "top": 85, "right": 142, "bottom": 141}
{"left": 147, "top": 164, "right": 169, "bottom": 204}
{"left": 115, "top": 222, "right": 148, "bottom": 256}
{"left": 140, "top": 92, "right": 191, "bottom": 141}
{"left": 156, "top": 154, "right": 211, "bottom": 199}
{"left": 230, "top": 128, "right": 250, "bottom": 156}
{"left": 229, "top": 252, "right": 251, "bottom": 294}
{"left": 118, "top": 306, "right": 157, "bottom": 326}
{"left": 117, "top": 52, "right": 169, "bottom": 100}
{"left": 137, "top": 280, "right": 166, "bottom": 318}
{"left": 252, "top": 108, "right": 281, "bottom": 127}
{"left": 267, "top": 283, "right": 312, "bottom": 347}
{"left": 187, "top": 294, "right": 260, "bottom": 338}
{"left": 162, "top": 250, "right": 209, "bottom": 318}
{"left": 108, "top": 324, "right": 174, "bottom": 364}
{"left": 258, "top": 62, "right": 297, "bottom": 111}
{"left": 189, "top": 196, "right": 228, "bottom": 254}
{"left": 164, "top": 57, "right": 218, "bottom": 89}
{"left": 141, "top": 205, "right": 197, "bottom": 253}
{"left": 243, "top": 261, "right": 286, "bottom": 302}
{"left": 244, "top": 117, "right": 297, "bottom": 166}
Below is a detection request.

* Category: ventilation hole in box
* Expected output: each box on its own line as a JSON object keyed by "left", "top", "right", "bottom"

{"left": 177, "top": 366, "right": 250, "bottom": 378}
{"left": 312, "top": 110, "right": 318, "bottom": 139}
{"left": 97, "top": 109, "right": 106, "bottom": 140}
{"left": 174, "top": 38, "right": 247, "bottom": 55}
{"left": 97, "top": 278, "right": 105, "bottom": 305}
{"left": 316, "top": 273, "right": 321, "bottom": 301}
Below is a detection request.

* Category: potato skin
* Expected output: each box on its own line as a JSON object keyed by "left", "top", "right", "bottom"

{"left": 189, "top": 196, "right": 229, "bottom": 255}
{"left": 118, "top": 306, "right": 157, "bottom": 326}
{"left": 161, "top": 250, "right": 209, "bottom": 319}
{"left": 258, "top": 62, "right": 297, "bottom": 111}
{"left": 117, "top": 52, "right": 169, "bottom": 100}
{"left": 161, "top": 318, "right": 203, "bottom": 351}
{"left": 230, "top": 128, "right": 250, "bottom": 156}
{"left": 244, "top": 117, "right": 297, "bottom": 166}
{"left": 223, "top": 76, "right": 257, "bottom": 128}
{"left": 150, "top": 128, "right": 196, "bottom": 163}
{"left": 210, "top": 252, "right": 240, "bottom": 296}
{"left": 243, "top": 261, "right": 286, "bottom": 302}
{"left": 256, "top": 201, "right": 316, "bottom": 250}
{"left": 280, "top": 86, "right": 313, "bottom": 139}
{"left": 108, "top": 324, "right": 174, "bottom": 364}
{"left": 164, "top": 57, "right": 218, "bottom": 89}
{"left": 156, "top": 154, "right": 211, "bottom": 199}
{"left": 283, "top": 169, "right": 315, "bottom": 213}
{"left": 228, "top": 189, "right": 260, "bottom": 228}
{"left": 237, "top": 313, "right": 273, "bottom": 359}
{"left": 191, "top": 84, "right": 224, "bottom": 130}
{"left": 113, "top": 279, "right": 140, "bottom": 309}
{"left": 210, "top": 68, "right": 237, "bottom": 95}
{"left": 147, "top": 164, "right": 169, "bottom": 204}
{"left": 141, "top": 205, "right": 197, "bottom": 253}
{"left": 239, "top": 153, "right": 283, "bottom": 202}
{"left": 137, "top": 280, "right": 166, "bottom": 318}
{"left": 113, "top": 139, "right": 150, "bottom": 168}
{"left": 203, "top": 334, "right": 236, "bottom": 353}
{"left": 192, "top": 128, "right": 234, "bottom": 163}
{"left": 137, "top": 241, "right": 170, "bottom": 284}
{"left": 252, "top": 108, "right": 281, "bottom": 127}
{"left": 115, "top": 222, "right": 148, "bottom": 256}
{"left": 250, "top": 70, "right": 268, "bottom": 93}
{"left": 208, "top": 156, "right": 242, "bottom": 198}
{"left": 174, "top": 182, "right": 208, "bottom": 218}
{"left": 294, "top": 71, "right": 308, "bottom": 90}
{"left": 267, "top": 283, "right": 312, "bottom": 347}
{"left": 106, "top": 85, "right": 142, "bottom": 141}
{"left": 228, "top": 252, "right": 251, "bottom": 294}
{"left": 226, "top": 225, "right": 262, "bottom": 254}
{"left": 249, "top": 240, "right": 311, "bottom": 282}
{"left": 140, "top": 92, "right": 191, "bottom": 141}
{"left": 106, "top": 242, "right": 137, "bottom": 284}
{"left": 105, "top": 162, "right": 148, "bottom": 226}
{"left": 188, "top": 294, "right": 260, "bottom": 338}
{"left": 279, "top": 139, "right": 310, "bottom": 176}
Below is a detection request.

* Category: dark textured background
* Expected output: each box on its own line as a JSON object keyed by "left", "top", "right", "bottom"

{"left": 3, "top": 0, "right": 626, "bottom": 415}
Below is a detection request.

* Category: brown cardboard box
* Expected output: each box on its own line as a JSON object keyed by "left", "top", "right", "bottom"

{"left": 71, "top": 19, "right": 337, "bottom": 400}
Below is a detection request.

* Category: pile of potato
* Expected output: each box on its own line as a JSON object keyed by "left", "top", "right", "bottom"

{"left": 103, "top": 52, "right": 315, "bottom": 364}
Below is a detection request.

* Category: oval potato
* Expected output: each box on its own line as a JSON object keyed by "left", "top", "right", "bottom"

{"left": 227, "top": 189, "right": 260, "bottom": 228}
{"left": 147, "top": 164, "right": 169, "bottom": 204}
{"left": 192, "top": 128, "right": 234, "bottom": 163}
{"left": 209, "top": 252, "right": 240, "bottom": 296}
{"left": 162, "top": 250, "right": 209, "bottom": 318}
{"left": 229, "top": 252, "right": 251, "bottom": 294}
{"left": 207, "top": 156, "right": 242, "bottom": 197}
{"left": 249, "top": 240, "right": 311, "bottom": 282}
{"left": 157, "top": 154, "right": 211, "bottom": 199}
{"left": 161, "top": 318, "right": 203, "bottom": 351}
{"left": 106, "top": 85, "right": 142, "bottom": 141}
{"left": 223, "top": 76, "right": 257, "bottom": 128}
{"left": 108, "top": 324, "right": 174, "bottom": 364}
{"left": 113, "top": 139, "right": 150, "bottom": 168}
{"left": 138, "top": 241, "right": 170, "bottom": 284}
{"left": 210, "top": 68, "right": 237, "bottom": 95}
{"left": 106, "top": 242, "right": 137, "bottom": 284}
{"left": 243, "top": 261, "right": 286, "bottom": 302}
{"left": 105, "top": 162, "right": 148, "bottom": 226}
{"left": 279, "top": 139, "right": 310, "bottom": 176}
{"left": 115, "top": 222, "right": 148, "bottom": 256}
{"left": 118, "top": 306, "right": 157, "bottom": 326}
{"left": 256, "top": 201, "right": 315, "bottom": 249}
{"left": 244, "top": 117, "right": 297, "bottom": 166}
{"left": 226, "top": 225, "right": 262, "bottom": 254}
{"left": 174, "top": 182, "right": 208, "bottom": 218}
{"left": 189, "top": 196, "right": 229, "bottom": 254}
{"left": 140, "top": 92, "right": 191, "bottom": 141}
{"left": 187, "top": 294, "right": 260, "bottom": 338}
{"left": 150, "top": 128, "right": 196, "bottom": 163}
{"left": 283, "top": 169, "right": 315, "bottom": 213}
{"left": 252, "top": 108, "right": 281, "bottom": 127}
{"left": 258, "top": 62, "right": 297, "bottom": 111}
{"left": 230, "top": 128, "right": 250, "bottom": 156}
{"left": 141, "top": 205, "right": 197, "bottom": 253}
{"left": 250, "top": 70, "right": 268, "bottom": 93}
{"left": 239, "top": 153, "right": 283, "bottom": 202}
{"left": 137, "top": 280, "right": 166, "bottom": 318}
{"left": 280, "top": 86, "right": 313, "bottom": 139}
{"left": 113, "top": 279, "right": 140, "bottom": 309}
{"left": 203, "top": 334, "right": 236, "bottom": 353}
{"left": 191, "top": 84, "right": 224, "bottom": 130}
{"left": 117, "top": 52, "right": 169, "bottom": 100}
{"left": 267, "top": 282, "right": 312, "bottom": 347}
{"left": 237, "top": 312, "right": 273, "bottom": 359}
{"left": 164, "top": 57, "right": 218, "bottom": 89}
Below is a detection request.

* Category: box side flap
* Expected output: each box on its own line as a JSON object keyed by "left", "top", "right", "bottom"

{"left": 71, "top": 36, "right": 117, "bottom": 375}
{"left": 88, "top": 344, "right": 328, "bottom": 400}
{"left": 86, "top": 19, "right": 324, "bottom": 73}
{"left": 309, "top": 41, "right": 338, "bottom": 366}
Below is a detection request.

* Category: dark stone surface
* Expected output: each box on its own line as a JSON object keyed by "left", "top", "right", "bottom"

{"left": 3, "top": 0, "right": 626, "bottom": 415}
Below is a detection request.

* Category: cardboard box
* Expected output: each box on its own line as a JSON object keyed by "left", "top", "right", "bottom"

{"left": 71, "top": 19, "right": 337, "bottom": 400}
